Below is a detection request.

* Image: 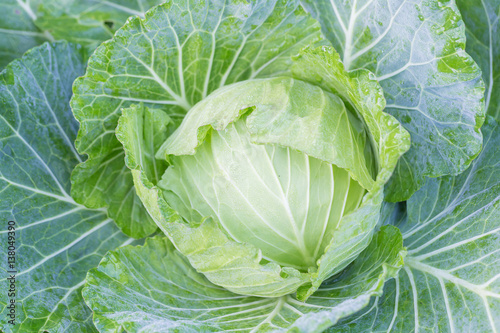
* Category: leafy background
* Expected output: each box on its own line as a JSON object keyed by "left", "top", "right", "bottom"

{"left": 0, "top": 42, "right": 136, "bottom": 332}
{"left": 0, "top": 0, "right": 164, "bottom": 69}
{"left": 459, "top": 0, "right": 500, "bottom": 120}
{"left": 0, "top": 0, "right": 498, "bottom": 332}
{"left": 0, "top": 1, "right": 162, "bottom": 329}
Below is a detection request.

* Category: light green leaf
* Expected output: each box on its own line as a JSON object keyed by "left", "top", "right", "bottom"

{"left": 159, "top": 77, "right": 376, "bottom": 192}
{"left": 290, "top": 46, "right": 410, "bottom": 187}
{"left": 457, "top": 0, "right": 500, "bottom": 120}
{"left": 0, "top": 0, "right": 162, "bottom": 70}
{"left": 116, "top": 104, "right": 170, "bottom": 186}
{"left": 328, "top": 116, "right": 500, "bottom": 332}
{"left": 71, "top": 0, "right": 322, "bottom": 238}
{"left": 0, "top": 42, "right": 134, "bottom": 333}
{"left": 83, "top": 226, "right": 405, "bottom": 332}
{"left": 302, "top": 0, "right": 485, "bottom": 201}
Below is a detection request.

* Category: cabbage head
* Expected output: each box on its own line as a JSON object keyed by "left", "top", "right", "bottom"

{"left": 116, "top": 45, "right": 410, "bottom": 301}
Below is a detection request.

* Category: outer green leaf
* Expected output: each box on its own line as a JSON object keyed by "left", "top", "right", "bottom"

{"left": 457, "top": 0, "right": 500, "bottom": 120}
{"left": 0, "top": 0, "right": 162, "bottom": 70}
{"left": 71, "top": 0, "right": 321, "bottom": 238}
{"left": 328, "top": 116, "right": 500, "bottom": 332}
{"left": 0, "top": 42, "right": 134, "bottom": 332}
{"left": 290, "top": 46, "right": 410, "bottom": 188}
{"left": 33, "top": 0, "right": 164, "bottom": 48}
{"left": 0, "top": 0, "right": 53, "bottom": 69}
{"left": 83, "top": 226, "right": 405, "bottom": 332}
{"left": 302, "top": 0, "right": 485, "bottom": 201}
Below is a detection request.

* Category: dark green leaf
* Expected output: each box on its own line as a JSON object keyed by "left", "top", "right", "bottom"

{"left": 0, "top": 41, "right": 133, "bottom": 332}
{"left": 457, "top": 0, "right": 500, "bottom": 120}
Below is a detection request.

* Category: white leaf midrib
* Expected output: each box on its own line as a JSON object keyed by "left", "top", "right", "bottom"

{"left": 405, "top": 257, "right": 499, "bottom": 333}
{"left": 249, "top": 297, "right": 285, "bottom": 333}
{"left": 15, "top": 0, "right": 55, "bottom": 42}
{"left": 342, "top": 0, "right": 358, "bottom": 70}
{"left": 0, "top": 113, "right": 72, "bottom": 200}
{"left": 410, "top": 226, "right": 500, "bottom": 260}
{"left": 11, "top": 219, "right": 113, "bottom": 279}
{"left": 101, "top": 0, "right": 145, "bottom": 18}
{"left": 0, "top": 208, "right": 100, "bottom": 234}
{"left": 406, "top": 258, "right": 499, "bottom": 299}
{"left": 346, "top": 0, "right": 405, "bottom": 67}
{"left": 119, "top": 44, "right": 191, "bottom": 110}
{"left": 0, "top": 27, "right": 47, "bottom": 37}
{"left": 22, "top": 60, "right": 83, "bottom": 164}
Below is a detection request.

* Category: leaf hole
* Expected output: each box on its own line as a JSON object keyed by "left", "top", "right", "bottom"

{"left": 104, "top": 21, "right": 114, "bottom": 29}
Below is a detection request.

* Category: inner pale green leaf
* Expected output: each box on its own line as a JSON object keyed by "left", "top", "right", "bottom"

{"left": 160, "top": 120, "right": 365, "bottom": 270}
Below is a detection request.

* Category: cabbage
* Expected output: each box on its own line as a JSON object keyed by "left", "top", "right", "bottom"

{"left": 0, "top": 0, "right": 497, "bottom": 332}
{"left": 116, "top": 57, "right": 410, "bottom": 299}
